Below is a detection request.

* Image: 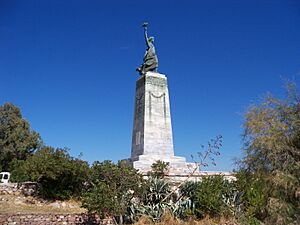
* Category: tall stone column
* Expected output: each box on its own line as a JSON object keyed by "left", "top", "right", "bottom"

{"left": 131, "top": 72, "right": 187, "bottom": 173}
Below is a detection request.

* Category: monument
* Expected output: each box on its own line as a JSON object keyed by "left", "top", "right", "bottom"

{"left": 128, "top": 23, "right": 236, "bottom": 182}
{"left": 130, "top": 23, "right": 192, "bottom": 174}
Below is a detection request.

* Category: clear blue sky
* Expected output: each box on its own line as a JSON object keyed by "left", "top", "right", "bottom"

{"left": 0, "top": 0, "right": 299, "bottom": 171}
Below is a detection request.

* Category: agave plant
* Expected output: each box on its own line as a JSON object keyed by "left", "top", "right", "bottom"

{"left": 221, "top": 181, "right": 244, "bottom": 216}
{"left": 144, "top": 178, "right": 171, "bottom": 204}
{"left": 175, "top": 181, "right": 198, "bottom": 218}
{"left": 128, "top": 178, "right": 174, "bottom": 222}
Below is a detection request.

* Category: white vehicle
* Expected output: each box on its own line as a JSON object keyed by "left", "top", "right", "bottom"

{"left": 0, "top": 172, "right": 10, "bottom": 184}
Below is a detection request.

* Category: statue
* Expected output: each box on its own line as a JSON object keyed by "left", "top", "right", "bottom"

{"left": 136, "top": 22, "right": 158, "bottom": 75}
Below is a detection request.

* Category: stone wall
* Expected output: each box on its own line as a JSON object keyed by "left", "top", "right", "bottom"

{"left": 0, "top": 182, "right": 37, "bottom": 196}
{"left": 0, "top": 214, "right": 115, "bottom": 225}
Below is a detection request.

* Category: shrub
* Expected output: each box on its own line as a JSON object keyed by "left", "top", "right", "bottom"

{"left": 148, "top": 160, "right": 170, "bottom": 178}
{"left": 181, "top": 176, "right": 235, "bottom": 219}
{"left": 82, "top": 160, "right": 144, "bottom": 219}
{"left": 235, "top": 171, "right": 268, "bottom": 222}
{"left": 10, "top": 146, "right": 90, "bottom": 200}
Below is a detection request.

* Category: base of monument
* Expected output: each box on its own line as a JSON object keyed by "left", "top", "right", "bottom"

{"left": 130, "top": 154, "right": 199, "bottom": 175}
{"left": 122, "top": 157, "right": 236, "bottom": 183}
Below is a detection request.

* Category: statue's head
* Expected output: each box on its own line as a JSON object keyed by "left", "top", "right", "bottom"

{"left": 148, "top": 37, "right": 154, "bottom": 43}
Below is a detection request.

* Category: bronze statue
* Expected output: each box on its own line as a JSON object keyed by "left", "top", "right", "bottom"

{"left": 136, "top": 22, "right": 158, "bottom": 75}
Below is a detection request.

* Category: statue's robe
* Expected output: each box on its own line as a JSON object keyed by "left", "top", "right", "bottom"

{"left": 142, "top": 43, "right": 158, "bottom": 73}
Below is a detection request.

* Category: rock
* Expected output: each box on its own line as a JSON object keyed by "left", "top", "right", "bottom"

{"left": 49, "top": 202, "right": 61, "bottom": 208}
{"left": 14, "top": 199, "right": 23, "bottom": 205}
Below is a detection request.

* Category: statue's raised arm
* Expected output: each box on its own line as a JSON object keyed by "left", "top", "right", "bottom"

{"left": 136, "top": 22, "right": 158, "bottom": 75}
{"left": 143, "top": 22, "right": 150, "bottom": 48}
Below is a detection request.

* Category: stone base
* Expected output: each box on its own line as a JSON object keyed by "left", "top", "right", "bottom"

{"left": 124, "top": 157, "right": 236, "bottom": 183}
{"left": 132, "top": 155, "right": 198, "bottom": 175}
{"left": 131, "top": 72, "right": 175, "bottom": 161}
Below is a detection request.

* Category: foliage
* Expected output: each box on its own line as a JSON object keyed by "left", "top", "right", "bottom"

{"left": 10, "top": 146, "right": 90, "bottom": 200}
{"left": 178, "top": 181, "right": 198, "bottom": 218}
{"left": 142, "top": 178, "right": 171, "bottom": 205}
{"left": 130, "top": 176, "right": 238, "bottom": 223}
{"left": 241, "top": 83, "right": 300, "bottom": 174}
{"left": 235, "top": 171, "right": 268, "bottom": 223}
{"left": 9, "top": 159, "right": 30, "bottom": 182}
{"left": 238, "top": 82, "right": 300, "bottom": 224}
{"left": 193, "top": 176, "right": 235, "bottom": 218}
{"left": 159, "top": 136, "right": 223, "bottom": 207}
{"left": 81, "top": 160, "right": 144, "bottom": 219}
{"left": 235, "top": 170, "right": 299, "bottom": 224}
{"left": 148, "top": 160, "right": 170, "bottom": 178}
{"left": 0, "top": 103, "right": 41, "bottom": 171}
{"left": 128, "top": 178, "right": 173, "bottom": 222}
{"left": 180, "top": 177, "right": 241, "bottom": 220}
{"left": 81, "top": 182, "right": 117, "bottom": 217}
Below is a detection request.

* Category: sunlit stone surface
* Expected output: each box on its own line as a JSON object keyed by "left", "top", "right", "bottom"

{"left": 130, "top": 72, "right": 190, "bottom": 173}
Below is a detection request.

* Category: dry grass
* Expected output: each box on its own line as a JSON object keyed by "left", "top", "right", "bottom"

{"left": 0, "top": 194, "right": 86, "bottom": 214}
{"left": 133, "top": 212, "right": 238, "bottom": 225}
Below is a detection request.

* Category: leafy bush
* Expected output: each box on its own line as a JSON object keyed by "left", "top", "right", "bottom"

{"left": 179, "top": 176, "right": 237, "bottom": 219}
{"left": 81, "top": 160, "right": 144, "bottom": 219}
{"left": 235, "top": 170, "right": 300, "bottom": 224}
{"left": 194, "top": 175, "right": 235, "bottom": 218}
{"left": 10, "top": 146, "right": 89, "bottom": 200}
{"left": 235, "top": 171, "right": 268, "bottom": 223}
{"left": 81, "top": 182, "right": 117, "bottom": 218}
{"left": 148, "top": 160, "right": 170, "bottom": 178}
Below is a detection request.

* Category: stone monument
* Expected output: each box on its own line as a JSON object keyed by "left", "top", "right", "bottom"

{"left": 131, "top": 23, "right": 192, "bottom": 174}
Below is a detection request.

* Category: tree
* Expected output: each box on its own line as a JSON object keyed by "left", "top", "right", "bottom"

{"left": 242, "top": 83, "right": 300, "bottom": 174}
{"left": 81, "top": 160, "right": 145, "bottom": 222}
{"left": 10, "top": 146, "right": 90, "bottom": 200}
{"left": 0, "top": 103, "right": 41, "bottom": 171}
{"left": 239, "top": 83, "right": 300, "bottom": 224}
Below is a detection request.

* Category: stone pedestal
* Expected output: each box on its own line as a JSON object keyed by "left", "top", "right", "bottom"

{"left": 127, "top": 72, "right": 233, "bottom": 180}
{"left": 131, "top": 72, "right": 189, "bottom": 173}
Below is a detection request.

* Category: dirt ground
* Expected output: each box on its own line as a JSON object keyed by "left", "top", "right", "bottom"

{"left": 0, "top": 194, "right": 86, "bottom": 214}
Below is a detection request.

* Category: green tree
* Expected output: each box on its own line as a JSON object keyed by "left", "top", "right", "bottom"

{"left": 239, "top": 83, "right": 300, "bottom": 224}
{"left": 0, "top": 103, "right": 41, "bottom": 171}
{"left": 10, "top": 146, "right": 90, "bottom": 200}
{"left": 81, "top": 160, "right": 144, "bottom": 221}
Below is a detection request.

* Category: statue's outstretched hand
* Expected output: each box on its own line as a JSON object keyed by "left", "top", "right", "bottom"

{"left": 142, "top": 22, "right": 148, "bottom": 29}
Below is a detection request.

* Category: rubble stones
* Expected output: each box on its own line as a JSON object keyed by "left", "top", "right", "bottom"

{"left": 0, "top": 182, "right": 37, "bottom": 196}
{"left": 0, "top": 214, "right": 115, "bottom": 225}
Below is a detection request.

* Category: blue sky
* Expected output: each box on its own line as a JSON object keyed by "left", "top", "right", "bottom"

{"left": 0, "top": 0, "right": 299, "bottom": 171}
